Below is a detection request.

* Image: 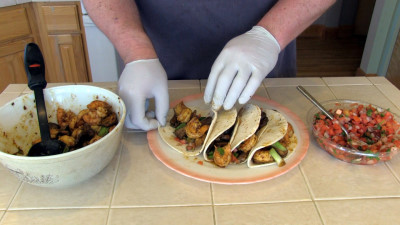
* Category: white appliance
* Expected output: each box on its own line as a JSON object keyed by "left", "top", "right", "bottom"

{"left": 81, "top": 2, "right": 123, "bottom": 82}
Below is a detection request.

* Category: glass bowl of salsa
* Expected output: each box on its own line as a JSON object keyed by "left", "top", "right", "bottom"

{"left": 307, "top": 99, "right": 400, "bottom": 165}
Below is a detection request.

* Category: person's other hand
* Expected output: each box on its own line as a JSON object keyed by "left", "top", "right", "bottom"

{"left": 204, "top": 26, "right": 281, "bottom": 110}
{"left": 118, "top": 59, "right": 169, "bottom": 131}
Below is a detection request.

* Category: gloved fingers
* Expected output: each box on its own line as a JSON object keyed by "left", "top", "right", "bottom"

{"left": 153, "top": 87, "right": 169, "bottom": 126}
{"left": 223, "top": 67, "right": 252, "bottom": 110}
{"left": 238, "top": 71, "right": 263, "bottom": 104}
{"left": 211, "top": 65, "right": 238, "bottom": 111}
{"left": 129, "top": 95, "right": 158, "bottom": 131}
{"left": 204, "top": 59, "right": 224, "bottom": 104}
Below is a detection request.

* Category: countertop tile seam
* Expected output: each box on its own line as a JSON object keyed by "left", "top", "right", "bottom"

{"left": 213, "top": 199, "right": 313, "bottom": 206}
{"left": 106, "top": 144, "right": 124, "bottom": 224}
{"left": 209, "top": 183, "right": 216, "bottom": 225}
{"left": 5, "top": 181, "right": 22, "bottom": 213}
{"left": 7, "top": 206, "right": 110, "bottom": 211}
{"left": 374, "top": 84, "right": 400, "bottom": 113}
{"left": 313, "top": 196, "right": 400, "bottom": 201}
{"left": 298, "top": 163, "right": 317, "bottom": 201}
{"left": 384, "top": 162, "right": 400, "bottom": 185}
{"left": 109, "top": 204, "right": 212, "bottom": 209}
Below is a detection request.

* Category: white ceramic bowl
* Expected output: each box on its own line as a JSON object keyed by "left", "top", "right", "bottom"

{"left": 0, "top": 85, "right": 126, "bottom": 188}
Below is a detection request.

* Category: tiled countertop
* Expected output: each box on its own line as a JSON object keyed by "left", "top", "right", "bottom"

{"left": 1, "top": 77, "right": 400, "bottom": 225}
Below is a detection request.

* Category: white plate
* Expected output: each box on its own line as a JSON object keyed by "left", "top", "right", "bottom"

{"left": 147, "top": 94, "right": 309, "bottom": 184}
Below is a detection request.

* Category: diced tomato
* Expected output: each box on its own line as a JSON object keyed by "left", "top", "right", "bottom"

{"left": 312, "top": 103, "right": 400, "bottom": 155}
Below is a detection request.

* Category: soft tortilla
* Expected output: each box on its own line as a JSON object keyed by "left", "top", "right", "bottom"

{"left": 230, "top": 104, "right": 262, "bottom": 150}
{"left": 247, "top": 109, "right": 288, "bottom": 168}
{"left": 202, "top": 108, "right": 238, "bottom": 161}
{"left": 158, "top": 107, "right": 217, "bottom": 157}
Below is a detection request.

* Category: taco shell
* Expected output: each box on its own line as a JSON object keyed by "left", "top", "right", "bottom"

{"left": 247, "top": 109, "right": 288, "bottom": 168}
{"left": 202, "top": 108, "right": 238, "bottom": 161}
{"left": 230, "top": 104, "right": 262, "bottom": 151}
{"left": 158, "top": 105, "right": 217, "bottom": 157}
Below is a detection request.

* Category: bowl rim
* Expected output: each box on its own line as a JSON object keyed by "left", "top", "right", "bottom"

{"left": 0, "top": 84, "right": 126, "bottom": 161}
{"left": 306, "top": 98, "right": 399, "bottom": 158}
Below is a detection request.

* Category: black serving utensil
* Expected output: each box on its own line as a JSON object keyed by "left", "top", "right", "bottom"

{"left": 24, "top": 43, "right": 66, "bottom": 157}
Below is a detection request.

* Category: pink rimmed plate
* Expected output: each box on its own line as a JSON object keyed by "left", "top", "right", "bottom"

{"left": 147, "top": 94, "right": 309, "bottom": 184}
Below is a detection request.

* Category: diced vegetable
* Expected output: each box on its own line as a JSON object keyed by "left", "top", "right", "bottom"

{"left": 272, "top": 141, "right": 287, "bottom": 151}
{"left": 98, "top": 126, "right": 109, "bottom": 137}
{"left": 270, "top": 148, "right": 286, "bottom": 167}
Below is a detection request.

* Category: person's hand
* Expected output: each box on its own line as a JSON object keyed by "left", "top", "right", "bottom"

{"left": 204, "top": 26, "right": 281, "bottom": 110}
{"left": 118, "top": 59, "right": 169, "bottom": 131}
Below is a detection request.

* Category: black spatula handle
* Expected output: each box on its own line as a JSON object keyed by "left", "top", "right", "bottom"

{"left": 24, "top": 43, "right": 47, "bottom": 90}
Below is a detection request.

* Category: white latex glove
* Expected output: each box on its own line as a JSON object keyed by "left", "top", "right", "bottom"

{"left": 204, "top": 26, "right": 281, "bottom": 110}
{"left": 118, "top": 59, "right": 169, "bottom": 131}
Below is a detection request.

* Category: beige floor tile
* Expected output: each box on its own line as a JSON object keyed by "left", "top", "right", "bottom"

{"left": 386, "top": 155, "right": 400, "bottom": 181}
{"left": 374, "top": 84, "right": 400, "bottom": 111}
{"left": 302, "top": 140, "right": 400, "bottom": 199}
{"left": 3, "top": 84, "right": 26, "bottom": 93}
{"left": 0, "top": 208, "right": 108, "bottom": 225}
{"left": 168, "top": 80, "right": 200, "bottom": 89}
{"left": 215, "top": 202, "right": 322, "bottom": 225}
{"left": 0, "top": 210, "right": 4, "bottom": 221}
{"left": 108, "top": 206, "right": 214, "bottom": 225}
{"left": 367, "top": 76, "right": 394, "bottom": 85}
{"left": 78, "top": 82, "right": 118, "bottom": 93}
{"left": 0, "top": 93, "right": 20, "bottom": 107}
{"left": 111, "top": 132, "right": 212, "bottom": 207}
{"left": 266, "top": 86, "right": 335, "bottom": 123}
{"left": 0, "top": 167, "right": 21, "bottom": 210}
{"left": 212, "top": 166, "right": 311, "bottom": 204}
{"left": 329, "top": 85, "right": 400, "bottom": 115}
{"left": 316, "top": 198, "right": 400, "bottom": 225}
{"left": 9, "top": 148, "right": 121, "bottom": 209}
{"left": 323, "top": 77, "right": 372, "bottom": 86}
{"left": 264, "top": 77, "right": 325, "bottom": 87}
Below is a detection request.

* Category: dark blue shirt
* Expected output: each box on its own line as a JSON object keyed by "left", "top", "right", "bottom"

{"left": 135, "top": 0, "right": 296, "bottom": 79}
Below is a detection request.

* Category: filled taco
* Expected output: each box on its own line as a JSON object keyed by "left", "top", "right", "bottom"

{"left": 158, "top": 101, "right": 216, "bottom": 156}
{"left": 247, "top": 109, "right": 297, "bottom": 168}
{"left": 202, "top": 108, "right": 238, "bottom": 167}
{"left": 203, "top": 104, "right": 269, "bottom": 167}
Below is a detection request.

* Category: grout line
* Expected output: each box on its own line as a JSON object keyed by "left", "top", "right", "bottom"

{"left": 313, "top": 196, "right": 400, "bottom": 201}
{"left": 297, "top": 164, "right": 325, "bottom": 225}
{"left": 210, "top": 183, "right": 216, "bottom": 225}
{"left": 105, "top": 133, "right": 125, "bottom": 225}
{"left": 109, "top": 204, "right": 212, "bottom": 209}
{"left": 6, "top": 206, "right": 109, "bottom": 211}
{"left": 3, "top": 181, "right": 23, "bottom": 214}
{"left": 384, "top": 162, "right": 400, "bottom": 185}
{"left": 374, "top": 83, "right": 400, "bottom": 113}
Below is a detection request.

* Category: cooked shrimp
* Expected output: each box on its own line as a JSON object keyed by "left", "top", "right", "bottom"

{"left": 82, "top": 109, "right": 102, "bottom": 125}
{"left": 57, "top": 108, "right": 77, "bottom": 129}
{"left": 185, "top": 117, "right": 209, "bottom": 139}
{"left": 59, "top": 135, "right": 76, "bottom": 147}
{"left": 101, "top": 112, "right": 117, "bottom": 127}
{"left": 280, "top": 123, "right": 294, "bottom": 146}
{"left": 213, "top": 144, "right": 232, "bottom": 168}
{"left": 89, "top": 135, "right": 102, "bottom": 144}
{"left": 238, "top": 134, "right": 257, "bottom": 153}
{"left": 174, "top": 101, "right": 192, "bottom": 123}
{"left": 194, "top": 135, "right": 206, "bottom": 147}
{"left": 252, "top": 149, "right": 273, "bottom": 164}
{"left": 71, "top": 128, "right": 83, "bottom": 140}
{"left": 87, "top": 100, "right": 112, "bottom": 111}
